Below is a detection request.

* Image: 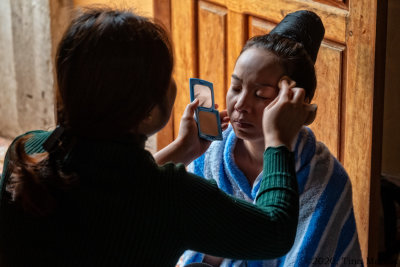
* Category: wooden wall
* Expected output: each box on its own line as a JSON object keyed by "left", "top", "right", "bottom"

{"left": 73, "top": 0, "right": 153, "bottom": 16}
{"left": 156, "top": 0, "right": 388, "bottom": 264}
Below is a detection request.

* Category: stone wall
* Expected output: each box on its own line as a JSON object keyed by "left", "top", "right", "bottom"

{"left": 0, "top": 0, "right": 71, "bottom": 138}
{"left": 0, "top": 0, "right": 158, "bottom": 153}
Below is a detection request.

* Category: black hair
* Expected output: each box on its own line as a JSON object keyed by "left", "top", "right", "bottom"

{"left": 6, "top": 7, "right": 174, "bottom": 216}
{"left": 241, "top": 34, "right": 317, "bottom": 101}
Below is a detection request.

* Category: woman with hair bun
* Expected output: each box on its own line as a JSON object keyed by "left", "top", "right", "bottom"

{"left": 179, "top": 10, "right": 363, "bottom": 267}
{"left": 0, "top": 7, "right": 313, "bottom": 266}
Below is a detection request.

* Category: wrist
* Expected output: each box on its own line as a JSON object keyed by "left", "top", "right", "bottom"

{"left": 173, "top": 137, "right": 197, "bottom": 164}
{"left": 264, "top": 135, "right": 291, "bottom": 150}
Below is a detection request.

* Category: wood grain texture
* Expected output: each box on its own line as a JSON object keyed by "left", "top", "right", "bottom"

{"left": 248, "top": 16, "right": 275, "bottom": 38}
{"left": 313, "top": 0, "right": 347, "bottom": 9}
{"left": 198, "top": 0, "right": 347, "bottom": 43}
{"left": 311, "top": 41, "right": 344, "bottom": 158}
{"left": 226, "top": 10, "right": 246, "bottom": 98}
{"left": 227, "top": 0, "right": 348, "bottom": 44}
{"left": 154, "top": 0, "right": 171, "bottom": 31}
{"left": 171, "top": 0, "right": 197, "bottom": 136}
{"left": 166, "top": 0, "right": 385, "bottom": 262}
{"left": 50, "top": 0, "right": 73, "bottom": 124}
{"left": 344, "top": 0, "right": 382, "bottom": 262}
{"left": 154, "top": 0, "right": 173, "bottom": 150}
{"left": 198, "top": 1, "right": 227, "bottom": 109}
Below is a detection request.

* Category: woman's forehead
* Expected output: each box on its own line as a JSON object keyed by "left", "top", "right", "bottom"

{"left": 234, "top": 47, "right": 284, "bottom": 81}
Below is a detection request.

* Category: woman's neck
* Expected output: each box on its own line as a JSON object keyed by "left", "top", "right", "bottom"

{"left": 234, "top": 138, "right": 265, "bottom": 186}
{"left": 242, "top": 138, "right": 265, "bottom": 162}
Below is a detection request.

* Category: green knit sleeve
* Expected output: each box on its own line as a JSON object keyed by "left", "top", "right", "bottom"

{"left": 0, "top": 130, "right": 50, "bottom": 202}
{"left": 177, "top": 146, "right": 298, "bottom": 260}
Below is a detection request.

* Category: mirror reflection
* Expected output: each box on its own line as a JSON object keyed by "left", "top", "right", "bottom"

{"left": 194, "top": 84, "right": 212, "bottom": 108}
{"left": 198, "top": 110, "right": 219, "bottom": 136}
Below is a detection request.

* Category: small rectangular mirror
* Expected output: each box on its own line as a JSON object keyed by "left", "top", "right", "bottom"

{"left": 189, "top": 78, "right": 222, "bottom": 141}
{"left": 194, "top": 84, "right": 213, "bottom": 108}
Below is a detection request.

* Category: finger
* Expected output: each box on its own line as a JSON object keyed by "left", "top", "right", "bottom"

{"left": 278, "top": 76, "right": 296, "bottom": 90}
{"left": 222, "top": 116, "right": 230, "bottom": 122}
{"left": 276, "top": 83, "right": 290, "bottom": 103}
{"left": 278, "top": 76, "right": 296, "bottom": 101}
{"left": 183, "top": 98, "right": 199, "bottom": 118}
{"left": 292, "top": 87, "right": 306, "bottom": 104}
{"left": 279, "top": 79, "right": 289, "bottom": 90}
{"left": 265, "top": 93, "right": 280, "bottom": 109}
{"left": 219, "top": 109, "right": 228, "bottom": 118}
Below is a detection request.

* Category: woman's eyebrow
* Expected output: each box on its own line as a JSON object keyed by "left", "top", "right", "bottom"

{"left": 231, "top": 74, "right": 242, "bottom": 82}
{"left": 255, "top": 82, "right": 274, "bottom": 87}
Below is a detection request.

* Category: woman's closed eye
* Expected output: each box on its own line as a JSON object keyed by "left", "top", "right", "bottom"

{"left": 255, "top": 87, "right": 276, "bottom": 99}
{"left": 230, "top": 85, "right": 242, "bottom": 92}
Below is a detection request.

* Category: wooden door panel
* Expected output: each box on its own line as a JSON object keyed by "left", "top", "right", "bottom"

{"left": 164, "top": 0, "right": 386, "bottom": 262}
{"left": 313, "top": 42, "right": 344, "bottom": 158}
{"left": 171, "top": 0, "right": 197, "bottom": 135}
{"left": 248, "top": 17, "right": 275, "bottom": 37}
{"left": 225, "top": 0, "right": 348, "bottom": 44}
{"left": 198, "top": 1, "right": 228, "bottom": 108}
{"left": 226, "top": 11, "right": 246, "bottom": 93}
{"left": 314, "top": 0, "right": 347, "bottom": 9}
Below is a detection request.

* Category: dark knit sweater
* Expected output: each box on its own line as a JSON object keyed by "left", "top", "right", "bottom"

{"left": 0, "top": 130, "right": 298, "bottom": 266}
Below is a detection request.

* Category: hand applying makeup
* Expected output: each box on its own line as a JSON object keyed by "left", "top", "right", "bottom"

{"left": 154, "top": 99, "right": 230, "bottom": 166}
{"left": 262, "top": 76, "right": 318, "bottom": 150}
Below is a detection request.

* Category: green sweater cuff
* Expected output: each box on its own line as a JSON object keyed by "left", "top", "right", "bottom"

{"left": 256, "top": 146, "right": 297, "bottom": 202}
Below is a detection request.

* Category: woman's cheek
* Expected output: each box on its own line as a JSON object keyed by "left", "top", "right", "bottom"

{"left": 226, "top": 92, "right": 235, "bottom": 116}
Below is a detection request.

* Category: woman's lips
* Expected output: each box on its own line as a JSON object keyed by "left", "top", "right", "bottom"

{"left": 233, "top": 120, "right": 253, "bottom": 128}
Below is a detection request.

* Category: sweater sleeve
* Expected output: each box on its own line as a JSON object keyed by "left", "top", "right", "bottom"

{"left": 0, "top": 131, "right": 49, "bottom": 202}
{"left": 178, "top": 146, "right": 298, "bottom": 260}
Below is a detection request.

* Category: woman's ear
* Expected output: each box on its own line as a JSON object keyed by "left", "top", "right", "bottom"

{"left": 137, "top": 104, "right": 167, "bottom": 137}
{"left": 137, "top": 111, "right": 155, "bottom": 136}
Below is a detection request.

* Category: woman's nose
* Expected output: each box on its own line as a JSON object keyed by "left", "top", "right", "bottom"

{"left": 234, "top": 92, "right": 250, "bottom": 113}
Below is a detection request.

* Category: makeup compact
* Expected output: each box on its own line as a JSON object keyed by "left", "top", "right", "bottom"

{"left": 189, "top": 78, "right": 223, "bottom": 141}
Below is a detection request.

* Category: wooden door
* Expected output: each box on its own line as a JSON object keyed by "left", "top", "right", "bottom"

{"left": 155, "top": 0, "right": 387, "bottom": 263}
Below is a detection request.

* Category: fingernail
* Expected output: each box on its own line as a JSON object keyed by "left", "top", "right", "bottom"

{"left": 278, "top": 76, "right": 296, "bottom": 89}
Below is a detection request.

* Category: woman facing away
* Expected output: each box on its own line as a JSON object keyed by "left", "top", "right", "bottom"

{"left": 0, "top": 7, "right": 316, "bottom": 267}
{"left": 179, "top": 11, "right": 363, "bottom": 267}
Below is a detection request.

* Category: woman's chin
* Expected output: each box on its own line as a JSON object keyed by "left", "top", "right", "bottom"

{"left": 233, "top": 127, "right": 263, "bottom": 141}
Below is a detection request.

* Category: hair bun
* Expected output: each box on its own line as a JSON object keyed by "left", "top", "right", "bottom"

{"left": 270, "top": 10, "right": 325, "bottom": 63}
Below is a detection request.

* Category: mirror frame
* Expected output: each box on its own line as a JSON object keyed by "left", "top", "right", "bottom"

{"left": 189, "top": 78, "right": 223, "bottom": 141}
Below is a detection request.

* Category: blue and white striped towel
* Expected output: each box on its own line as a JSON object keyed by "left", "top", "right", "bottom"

{"left": 178, "top": 125, "right": 363, "bottom": 267}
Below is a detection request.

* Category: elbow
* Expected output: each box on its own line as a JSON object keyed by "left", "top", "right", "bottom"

{"left": 276, "top": 216, "right": 298, "bottom": 257}
{"left": 261, "top": 212, "right": 299, "bottom": 258}
{"left": 278, "top": 229, "right": 297, "bottom": 256}
{"left": 263, "top": 227, "right": 297, "bottom": 259}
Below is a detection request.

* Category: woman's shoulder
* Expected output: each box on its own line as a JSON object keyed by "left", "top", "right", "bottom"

{"left": 1, "top": 130, "right": 51, "bottom": 189}
{"left": 156, "top": 162, "right": 187, "bottom": 179}
{"left": 11, "top": 130, "right": 51, "bottom": 155}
